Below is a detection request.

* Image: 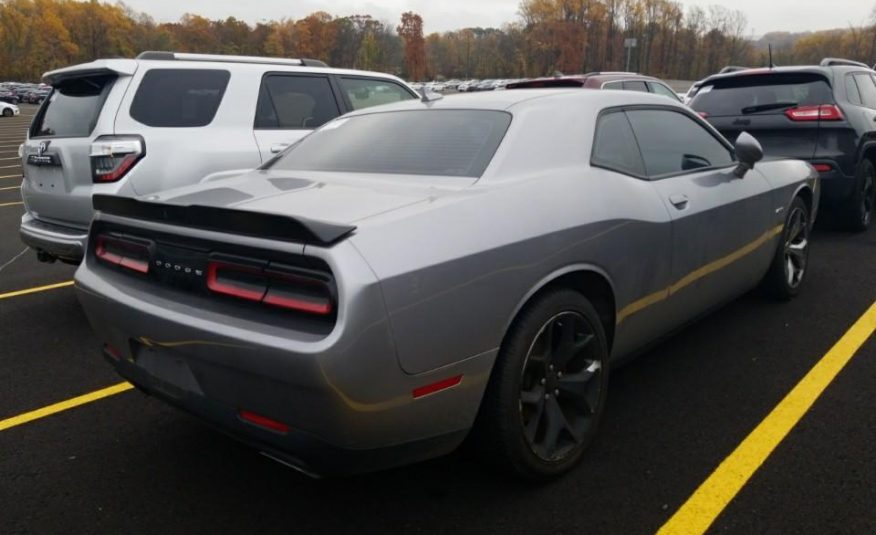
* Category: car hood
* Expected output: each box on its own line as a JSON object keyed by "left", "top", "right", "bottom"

{"left": 143, "top": 169, "right": 474, "bottom": 225}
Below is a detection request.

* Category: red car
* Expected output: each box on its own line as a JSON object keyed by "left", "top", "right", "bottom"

{"left": 507, "top": 72, "right": 682, "bottom": 102}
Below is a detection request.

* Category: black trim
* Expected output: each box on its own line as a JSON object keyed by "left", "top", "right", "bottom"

{"left": 92, "top": 195, "right": 356, "bottom": 246}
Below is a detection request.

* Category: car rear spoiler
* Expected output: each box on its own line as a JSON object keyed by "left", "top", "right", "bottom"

{"left": 43, "top": 59, "right": 138, "bottom": 85}
{"left": 93, "top": 195, "right": 356, "bottom": 246}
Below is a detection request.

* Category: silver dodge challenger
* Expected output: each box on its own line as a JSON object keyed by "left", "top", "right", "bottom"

{"left": 74, "top": 89, "right": 819, "bottom": 480}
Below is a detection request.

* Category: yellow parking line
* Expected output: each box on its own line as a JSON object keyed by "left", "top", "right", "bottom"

{"left": 0, "top": 382, "right": 134, "bottom": 432}
{"left": 0, "top": 201, "right": 23, "bottom": 207}
{"left": 656, "top": 300, "right": 876, "bottom": 535}
{"left": 0, "top": 280, "right": 74, "bottom": 300}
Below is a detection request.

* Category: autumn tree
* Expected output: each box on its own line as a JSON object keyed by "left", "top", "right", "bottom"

{"left": 397, "top": 12, "right": 427, "bottom": 80}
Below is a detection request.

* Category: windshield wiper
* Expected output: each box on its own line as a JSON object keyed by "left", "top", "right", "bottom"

{"left": 741, "top": 102, "right": 798, "bottom": 115}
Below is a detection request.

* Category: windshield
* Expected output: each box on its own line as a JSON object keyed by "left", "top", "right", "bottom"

{"left": 267, "top": 110, "right": 512, "bottom": 178}
{"left": 691, "top": 73, "right": 833, "bottom": 117}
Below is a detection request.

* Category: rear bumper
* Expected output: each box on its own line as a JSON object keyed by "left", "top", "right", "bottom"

{"left": 818, "top": 172, "right": 856, "bottom": 205}
{"left": 74, "top": 246, "right": 495, "bottom": 476}
{"left": 19, "top": 212, "right": 87, "bottom": 263}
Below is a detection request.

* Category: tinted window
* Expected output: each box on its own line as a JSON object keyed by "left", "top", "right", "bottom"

{"left": 255, "top": 75, "right": 339, "bottom": 129}
{"left": 627, "top": 109, "right": 734, "bottom": 177}
{"left": 339, "top": 78, "right": 415, "bottom": 111}
{"left": 854, "top": 74, "right": 876, "bottom": 108}
{"left": 603, "top": 81, "right": 623, "bottom": 90}
{"left": 131, "top": 69, "right": 229, "bottom": 127}
{"left": 648, "top": 81, "right": 682, "bottom": 101}
{"left": 622, "top": 80, "right": 649, "bottom": 92}
{"left": 32, "top": 75, "right": 114, "bottom": 137}
{"left": 691, "top": 73, "right": 833, "bottom": 117}
{"left": 591, "top": 111, "right": 645, "bottom": 176}
{"left": 268, "top": 110, "right": 511, "bottom": 178}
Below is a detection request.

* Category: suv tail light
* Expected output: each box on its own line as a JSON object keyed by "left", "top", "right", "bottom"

{"left": 206, "top": 259, "right": 334, "bottom": 315}
{"left": 784, "top": 105, "right": 844, "bottom": 122}
{"left": 90, "top": 135, "right": 145, "bottom": 183}
{"left": 94, "top": 234, "right": 151, "bottom": 274}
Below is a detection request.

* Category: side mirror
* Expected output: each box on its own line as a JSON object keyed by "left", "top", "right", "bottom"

{"left": 733, "top": 132, "right": 763, "bottom": 178}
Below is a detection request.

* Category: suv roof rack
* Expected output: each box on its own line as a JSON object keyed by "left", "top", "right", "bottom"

{"left": 718, "top": 66, "right": 749, "bottom": 74}
{"left": 590, "top": 71, "right": 638, "bottom": 76}
{"left": 136, "top": 51, "right": 329, "bottom": 68}
{"left": 819, "top": 57, "right": 869, "bottom": 68}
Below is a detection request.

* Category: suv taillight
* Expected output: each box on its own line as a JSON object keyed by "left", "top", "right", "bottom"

{"left": 90, "top": 136, "right": 145, "bottom": 183}
{"left": 784, "top": 105, "right": 844, "bottom": 122}
{"left": 206, "top": 259, "right": 334, "bottom": 315}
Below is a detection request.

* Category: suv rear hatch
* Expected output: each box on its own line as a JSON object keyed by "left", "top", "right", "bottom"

{"left": 22, "top": 60, "right": 136, "bottom": 229}
{"left": 690, "top": 72, "right": 844, "bottom": 161}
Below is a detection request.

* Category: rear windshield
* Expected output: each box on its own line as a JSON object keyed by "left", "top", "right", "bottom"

{"left": 267, "top": 110, "right": 512, "bottom": 178}
{"left": 691, "top": 73, "right": 833, "bottom": 117}
{"left": 130, "top": 69, "right": 230, "bottom": 127}
{"left": 31, "top": 75, "right": 114, "bottom": 138}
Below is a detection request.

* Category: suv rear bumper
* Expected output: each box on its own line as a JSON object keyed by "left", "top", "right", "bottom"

{"left": 19, "top": 213, "right": 87, "bottom": 263}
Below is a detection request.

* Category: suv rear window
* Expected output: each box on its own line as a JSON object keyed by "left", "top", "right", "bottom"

{"left": 268, "top": 110, "right": 511, "bottom": 178}
{"left": 32, "top": 75, "right": 114, "bottom": 138}
{"left": 691, "top": 73, "right": 833, "bottom": 117}
{"left": 130, "top": 69, "right": 230, "bottom": 127}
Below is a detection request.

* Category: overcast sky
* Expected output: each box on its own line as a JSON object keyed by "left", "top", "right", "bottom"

{"left": 120, "top": 0, "right": 873, "bottom": 36}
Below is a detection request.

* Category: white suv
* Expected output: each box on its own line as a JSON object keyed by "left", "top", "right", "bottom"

{"left": 19, "top": 51, "right": 417, "bottom": 263}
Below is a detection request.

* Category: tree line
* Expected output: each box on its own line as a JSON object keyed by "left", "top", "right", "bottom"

{"left": 1, "top": 0, "right": 875, "bottom": 83}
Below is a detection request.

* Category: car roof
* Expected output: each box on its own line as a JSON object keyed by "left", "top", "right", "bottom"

{"left": 698, "top": 64, "right": 874, "bottom": 87}
{"left": 43, "top": 57, "right": 408, "bottom": 85}
{"left": 341, "top": 88, "right": 686, "bottom": 116}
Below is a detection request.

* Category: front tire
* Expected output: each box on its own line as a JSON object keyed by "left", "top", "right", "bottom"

{"left": 1, "top": 108, "right": 11, "bottom": 117}
{"left": 763, "top": 196, "right": 811, "bottom": 300}
{"left": 471, "top": 289, "right": 609, "bottom": 481}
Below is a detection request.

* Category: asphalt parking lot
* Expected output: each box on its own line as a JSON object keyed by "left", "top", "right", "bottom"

{"left": 0, "top": 103, "right": 873, "bottom": 534}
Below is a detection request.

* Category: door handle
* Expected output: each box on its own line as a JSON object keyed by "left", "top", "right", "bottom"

{"left": 270, "top": 143, "right": 290, "bottom": 154}
{"left": 669, "top": 194, "right": 689, "bottom": 209}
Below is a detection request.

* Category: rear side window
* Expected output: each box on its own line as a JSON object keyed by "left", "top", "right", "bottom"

{"left": 131, "top": 69, "right": 229, "bottom": 127}
{"left": 648, "top": 82, "right": 681, "bottom": 101}
{"left": 268, "top": 110, "right": 511, "bottom": 178}
{"left": 255, "top": 75, "right": 340, "bottom": 129}
{"left": 846, "top": 75, "right": 863, "bottom": 106}
{"left": 591, "top": 111, "right": 645, "bottom": 176}
{"left": 853, "top": 74, "right": 876, "bottom": 109}
{"left": 691, "top": 73, "right": 833, "bottom": 117}
{"left": 339, "top": 77, "right": 415, "bottom": 111}
{"left": 626, "top": 109, "right": 734, "bottom": 177}
{"left": 622, "top": 80, "right": 649, "bottom": 92}
{"left": 32, "top": 75, "right": 114, "bottom": 138}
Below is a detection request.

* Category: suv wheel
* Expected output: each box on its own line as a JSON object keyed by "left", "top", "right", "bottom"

{"left": 845, "top": 159, "right": 875, "bottom": 231}
{"left": 471, "top": 289, "right": 609, "bottom": 481}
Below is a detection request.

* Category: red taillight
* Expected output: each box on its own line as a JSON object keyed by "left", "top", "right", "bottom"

{"left": 94, "top": 234, "right": 150, "bottom": 274}
{"left": 696, "top": 111, "right": 709, "bottom": 119}
{"left": 784, "top": 105, "right": 844, "bottom": 122}
{"left": 206, "top": 260, "right": 333, "bottom": 315}
{"left": 238, "top": 410, "right": 290, "bottom": 434}
{"left": 90, "top": 136, "right": 145, "bottom": 183}
{"left": 412, "top": 375, "right": 463, "bottom": 399}
{"left": 812, "top": 163, "right": 833, "bottom": 173}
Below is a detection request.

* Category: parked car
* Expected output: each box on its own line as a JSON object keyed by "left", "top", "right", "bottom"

{"left": 683, "top": 66, "right": 750, "bottom": 104}
{"left": 19, "top": 51, "right": 418, "bottom": 264}
{"left": 507, "top": 72, "right": 682, "bottom": 102}
{"left": 75, "top": 89, "right": 817, "bottom": 480}
{"left": 0, "top": 101, "right": 20, "bottom": 117}
{"left": 690, "top": 57, "right": 876, "bottom": 230}
{"left": 0, "top": 88, "right": 19, "bottom": 104}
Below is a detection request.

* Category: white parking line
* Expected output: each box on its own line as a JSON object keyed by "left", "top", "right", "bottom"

{"left": 0, "top": 174, "right": 21, "bottom": 179}
{"left": 0, "top": 156, "right": 22, "bottom": 161}
{"left": 0, "top": 164, "right": 23, "bottom": 169}
{"left": 0, "top": 185, "right": 20, "bottom": 191}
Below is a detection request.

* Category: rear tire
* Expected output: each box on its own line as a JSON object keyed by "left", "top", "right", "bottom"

{"left": 470, "top": 289, "right": 609, "bottom": 481}
{"left": 762, "top": 196, "right": 811, "bottom": 300}
{"left": 843, "top": 159, "right": 875, "bottom": 232}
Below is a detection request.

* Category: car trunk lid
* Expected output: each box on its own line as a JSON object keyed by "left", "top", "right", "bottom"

{"left": 22, "top": 60, "right": 136, "bottom": 229}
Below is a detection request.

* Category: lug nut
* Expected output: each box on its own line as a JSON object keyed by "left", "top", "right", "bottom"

{"left": 544, "top": 394, "right": 550, "bottom": 400}
{"left": 554, "top": 389, "right": 560, "bottom": 396}
{"left": 548, "top": 365, "right": 554, "bottom": 371}
{"left": 540, "top": 378, "right": 546, "bottom": 385}
{"left": 557, "top": 372, "right": 563, "bottom": 378}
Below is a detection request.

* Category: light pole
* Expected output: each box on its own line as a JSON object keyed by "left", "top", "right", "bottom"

{"left": 624, "top": 38, "right": 637, "bottom": 72}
